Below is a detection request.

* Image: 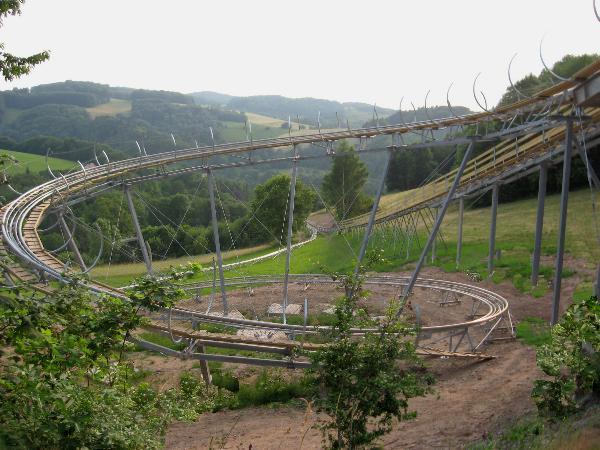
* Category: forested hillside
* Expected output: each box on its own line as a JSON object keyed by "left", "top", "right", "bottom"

{"left": 192, "top": 92, "right": 396, "bottom": 128}
{"left": 0, "top": 81, "right": 246, "bottom": 156}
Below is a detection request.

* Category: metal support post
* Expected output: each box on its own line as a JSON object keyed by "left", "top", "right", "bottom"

{"left": 401, "top": 141, "right": 474, "bottom": 302}
{"left": 456, "top": 197, "right": 464, "bottom": 267}
{"left": 354, "top": 150, "right": 392, "bottom": 276}
{"left": 197, "top": 344, "right": 212, "bottom": 386}
{"left": 207, "top": 169, "right": 228, "bottom": 316}
{"left": 282, "top": 145, "right": 299, "bottom": 324}
{"left": 531, "top": 163, "right": 548, "bottom": 285}
{"left": 551, "top": 118, "right": 573, "bottom": 325}
{"left": 488, "top": 184, "right": 499, "bottom": 275}
{"left": 124, "top": 185, "right": 152, "bottom": 274}
{"left": 58, "top": 213, "right": 87, "bottom": 272}
{"left": 3, "top": 270, "right": 15, "bottom": 287}
{"left": 595, "top": 264, "right": 600, "bottom": 298}
{"left": 431, "top": 206, "right": 439, "bottom": 263}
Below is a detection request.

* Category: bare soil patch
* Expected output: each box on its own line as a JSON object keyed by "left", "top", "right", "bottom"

{"left": 163, "top": 261, "right": 587, "bottom": 449}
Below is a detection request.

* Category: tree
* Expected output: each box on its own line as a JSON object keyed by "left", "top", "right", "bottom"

{"left": 0, "top": 265, "right": 235, "bottom": 449}
{"left": 249, "top": 173, "right": 315, "bottom": 243}
{"left": 532, "top": 296, "right": 600, "bottom": 417}
{"left": 321, "top": 141, "right": 372, "bottom": 220}
{"left": 498, "top": 53, "right": 598, "bottom": 108}
{"left": 0, "top": 1, "right": 49, "bottom": 81}
{"left": 308, "top": 251, "right": 433, "bottom": 449}
{"left": 386, "top": 147, "right": 436, "bottom": 192}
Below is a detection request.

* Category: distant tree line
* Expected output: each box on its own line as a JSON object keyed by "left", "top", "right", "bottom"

{"left": 31, "top": 169, "right": 317, "bottom": 265}
{"left": 0, "top": 81, "right": 247, "bottom": 155}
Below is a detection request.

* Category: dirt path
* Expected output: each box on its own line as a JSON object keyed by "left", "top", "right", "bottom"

{"left": 164, "top": 261, "right": 588, "bottom": 449}
{"left": 165, "top": 341, "right": 540, "bottom": 449}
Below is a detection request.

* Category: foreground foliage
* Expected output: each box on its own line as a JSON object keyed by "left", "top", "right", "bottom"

{"left": 308, "top": 252, "right": 433, "bottom": 449}
{"left": 532, "top": 296, "right": 600, "bottom": 417}
{"left": 0, "top": 265, "right": 236, "bottom": 449}
{"left": 0, "top": 1, "right": 49, "bottom": 82}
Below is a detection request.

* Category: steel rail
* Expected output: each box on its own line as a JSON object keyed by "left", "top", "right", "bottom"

{"left": 168, "top": 274, "right": 509, "bottom": 334}
{"left": 0, "top": 59, "right": 598, "bottom": 344}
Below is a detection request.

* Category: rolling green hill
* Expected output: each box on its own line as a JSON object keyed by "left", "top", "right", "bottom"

{"left": 190, "top": 91, "right": 397, "bottom": 128}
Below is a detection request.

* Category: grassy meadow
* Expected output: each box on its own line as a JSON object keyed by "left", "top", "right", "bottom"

{"left": 0, "top": 149, "right": 74, "bottom": 176}
{"left": 86, "top": 98, "right": 132, "bottom": 118}
{"left": 90, "top": 189, "right": 599, "bottom": 301}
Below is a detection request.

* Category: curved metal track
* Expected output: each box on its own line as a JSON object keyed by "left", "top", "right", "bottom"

{"left": 1, "top": 60, "right": 599, "bottom": 343}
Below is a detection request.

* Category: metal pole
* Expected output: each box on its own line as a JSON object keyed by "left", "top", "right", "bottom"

{"left": 124, "top": 185, "right": 152, "bottom": 274}
{"left": 431, "top": 206, "right": 439, "bottom": 263}
{"left": 456, "top": 197, "right": 464, "bottom": 267}
{"left": 595, "top": 264, "right": 600, "bottom": 298}
{"left": 531, "top": 163, "right": 548, "bottom": 285}
{"left": 551, "top": 118, "right": 573, "bottom": 325}
{"left": 282, "top": 145, "right": 299, "bottom": 324}
{"left": 58, "top": 213, "right": 87, "bottom": 271}
{"left": 354, "top": 149, "right": 392, "bottom": 276}
{"left": 402, "top": 141, "right": 474, "bottom": 300}
{"left": 488, "top": 184, "right": 499, "bottom": 275}
{"left": 207, "top": 169, "right": 228, "bottom": 315}
{"left": 197, "top": 344, "right": 212, "bottom": 386}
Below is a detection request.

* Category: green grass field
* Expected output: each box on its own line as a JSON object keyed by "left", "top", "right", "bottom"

{"left": 90, "top": 243, "right": 276, "bottom": 286}
{"left": 1, "top": 149, "right": 74, "bottom": 176}
{"left": 90, "top": 189, "right": 599, "bottom": 300}
{"left": 86, "top": 98, "right": 132, "bottom": 118}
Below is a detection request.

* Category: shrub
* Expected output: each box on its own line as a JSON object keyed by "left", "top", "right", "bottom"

{"left": 308, "top": 251, "right": 434, "bottom": 449}
{"left": 532, "top": 296, "right": 600, "bottom": 417}
{"left": 236, "top": 370, "right": 310, "bottom": 408}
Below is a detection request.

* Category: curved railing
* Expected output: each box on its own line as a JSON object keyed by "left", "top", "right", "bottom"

{"left": 1, "top": 59, "right": 599, "bottom": 341}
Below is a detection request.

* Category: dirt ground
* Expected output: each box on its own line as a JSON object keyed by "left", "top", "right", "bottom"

{"left": 161, "top": 259, "right": 590, "bottom": 449}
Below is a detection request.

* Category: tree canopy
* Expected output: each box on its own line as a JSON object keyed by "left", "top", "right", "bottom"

{"left": 249, "top": 173, "right": 315, "bottom": 243}
{"left": 321, "top": 141, "right": 372, "bottom": 220}
{"left": 0, "top": 1, "right": 49, "bottom": 81}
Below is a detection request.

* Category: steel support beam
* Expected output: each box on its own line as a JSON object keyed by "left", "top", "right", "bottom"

{"left": 402, "top": 141, "right": 474, "bottom": 300}
{"left": 595, "top": 264, "right": 600, "bottom": 298}
{"left": 124, "top": 185, "right": 152, "bottom": 274}
{"left": 207, "top": 169, "right": 228, "bottom": 316}
{"left": 431, "top": 206, "right": 439, "bottom": 263}
{"left": 551, "top": 118, "right": 574, "bottom": 325}
{"left": 354, "top": 149, "right": 392, "bottom": 276}
{"left": 488, "top": 184, "right": 499, "bottom": 275}
{"left": 531, "top": 163, "right": 548, "bottom": 285}
{"left": 196, "top": 344, "right": 212, "bottom": 386}
{"left": 58, "top": 213, "right": 87, "bottom": 272}
{"left": 282, "top": 145, "right": 299, "bottom": 324}
{"left": 456, "top": 197, "right": 464, "bottom": 267}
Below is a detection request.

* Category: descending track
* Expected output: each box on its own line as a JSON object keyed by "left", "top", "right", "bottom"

{"left": 1, "top": 60, "right": 599, "bottom": 358}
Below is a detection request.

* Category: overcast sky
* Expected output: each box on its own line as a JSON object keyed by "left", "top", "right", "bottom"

{"left": 2, "top": 0, "right": 598, "bottom": 110}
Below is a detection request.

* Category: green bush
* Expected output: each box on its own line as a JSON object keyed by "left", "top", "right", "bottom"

{"left": 211, "top": 371, "right": 240, "bottom": 393}
{"left": 532, "top": 296, "right": 600, "bottom": 417}
{"left": 236, "top": 370, "right": 310, "bottom": 408}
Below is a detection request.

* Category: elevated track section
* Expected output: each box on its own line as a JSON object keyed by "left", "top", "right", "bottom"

{"left": 1, "top": 60, "right": 599, "bottom": 369}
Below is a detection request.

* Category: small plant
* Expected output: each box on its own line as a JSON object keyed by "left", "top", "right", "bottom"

{"left": 236, "top": 370, "right": 310, "bottom": 408}
{"left": 465, "top": 268, "right": 482, "bottom": 282}
{"left": 532, "top": 296, "right": 600, "bottom": 417}
{"left": 211, "top": 370, "right": 240, "bottom": 393}
{"left": 308, "top": 251, "right": 433, "bottom": 449}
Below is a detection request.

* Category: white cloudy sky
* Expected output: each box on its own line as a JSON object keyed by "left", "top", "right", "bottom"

{"left": 2, "top": 0, "right": 598, "bottom": 110}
